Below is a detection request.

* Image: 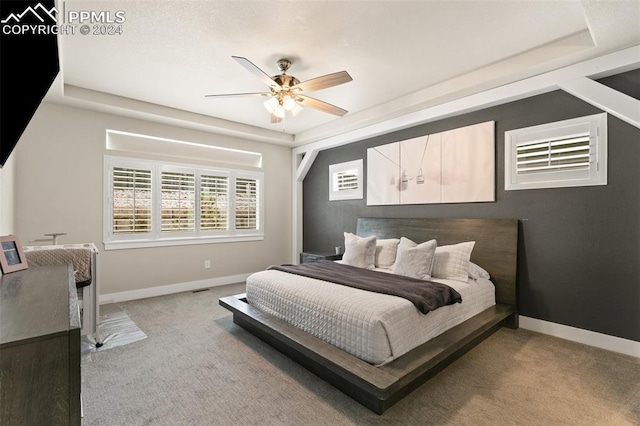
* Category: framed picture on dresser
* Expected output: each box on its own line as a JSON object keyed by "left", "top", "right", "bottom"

{"left": 0, "top": 235, "right": 28, "bottom": 274}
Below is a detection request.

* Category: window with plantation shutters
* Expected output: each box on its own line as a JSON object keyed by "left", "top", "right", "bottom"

{"left": 112, "top": 167, "right": 152, "bottom": 235}
{"left": 505, "top": 113, "right": 607, "bottom": 191}
{"left": 235, "top": 177, "right": 258, "bottom": 230}
{"left": 105, "top": 156, "right": 263, "bottom": 250}
{"left": 161, "top": 171, "right": 195, "bottom": 233}
{"left": 200, "top": 174, "right": 229, "bottom": 231}
{"left": 334, "top": 170, "right": 359, "bottom": 192}
{"left": 329, "top": 159, "right": 363, "bottom": 201}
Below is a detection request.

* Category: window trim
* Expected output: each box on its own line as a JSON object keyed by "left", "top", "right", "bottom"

{"left": 329, "top": 159, "right": 363, "bottom": 201}
{"left": 104, "top": 156, "right": 264, "bottom": 250}
{"left": 504, "top": 113, "right": 607, "bottom": 191}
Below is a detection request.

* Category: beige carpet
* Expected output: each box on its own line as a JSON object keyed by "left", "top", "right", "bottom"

{"left": 81, "top": 283, "right": 640, "bottom": 425}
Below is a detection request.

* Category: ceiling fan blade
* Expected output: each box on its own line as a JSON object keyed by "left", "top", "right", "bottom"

{"left": 292, "top": 71, "right": 352, "bottom": 93}
{"left": 204, "top": 92, "right": 271, "bottom": 98}
{"left": 232, "top": 56, "right": 282, "bottom": 91}
{"left": 298, "top": 95, "right": 348, "bottom": 117}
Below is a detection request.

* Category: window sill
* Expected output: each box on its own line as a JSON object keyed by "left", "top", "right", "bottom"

{"left": 103, "top": 234, "right": 264, "bottom": 250}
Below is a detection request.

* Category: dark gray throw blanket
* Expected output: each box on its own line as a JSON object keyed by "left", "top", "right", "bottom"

{"left": 267, "top": 260, "right": 462, "bottom": 314}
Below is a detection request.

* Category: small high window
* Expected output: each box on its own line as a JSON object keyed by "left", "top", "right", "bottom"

{"left": 505, "top": 113, "right": 607, "bottom": 190}
{"left": 329, "top": 159, "right": 363, "bottom": 201}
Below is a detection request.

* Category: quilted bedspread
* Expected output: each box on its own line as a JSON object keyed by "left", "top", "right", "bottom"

{"left": 246, "top": 268, "right": 495, "bottom": 365}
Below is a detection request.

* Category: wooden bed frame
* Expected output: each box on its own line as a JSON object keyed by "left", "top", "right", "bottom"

{"left": 220, "top": 217, "right": 518, "bottom": 414}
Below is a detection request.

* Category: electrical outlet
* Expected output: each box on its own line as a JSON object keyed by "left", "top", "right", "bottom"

{"left": 204, "top": 260, "right": 211, "bottom": 269}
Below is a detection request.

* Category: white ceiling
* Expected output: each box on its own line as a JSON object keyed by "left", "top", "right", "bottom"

{"left": 50, "top": 0, "right": 640, "bottom": 147}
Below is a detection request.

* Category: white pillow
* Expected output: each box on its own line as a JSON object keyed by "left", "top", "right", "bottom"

{"left": 391, "top": 238, "right": 437, "bottom": 280}
{"left": 375, "top": 238, "right": 400, "bottom": 269}
{"left": 468, "top": 262, "right": 490, "bottom": 280}
{"left": 432, "top": 241, "right": 476, "bottom": 283}
{"left": 342, "top": 233, "right": 376, "bottom": 269}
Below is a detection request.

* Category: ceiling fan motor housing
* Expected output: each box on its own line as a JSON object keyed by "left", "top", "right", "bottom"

{"left": 271, "top": 74, "right": 300, "bottom": 90}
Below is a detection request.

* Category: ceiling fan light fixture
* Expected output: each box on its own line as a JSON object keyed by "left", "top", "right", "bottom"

{"left": 264, "top": 96, "right": 279, "bottom": 113}
{"left": 273, "top": 104, "right": 286, "bottom": 118}
{"left": 282, "top": 95, "right": 297, "bottom": 111}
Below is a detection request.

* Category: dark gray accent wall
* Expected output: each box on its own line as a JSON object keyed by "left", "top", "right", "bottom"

{"left": 303, "top": 70, "right": 640, "bottom": 342}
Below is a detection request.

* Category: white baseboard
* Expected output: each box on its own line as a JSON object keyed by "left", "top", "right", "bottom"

{"left": 519, "top": 316, "right": 639, "bottom": 358}
{"left": 99, "top": 273, "right": 252, "bottom": 305}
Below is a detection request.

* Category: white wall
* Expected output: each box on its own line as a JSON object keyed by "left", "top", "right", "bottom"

{"left": 0, "top": 153, "right": 16, "bottom": 235}
{"left": 14, "top": 102, "right": 292, "bottom": 295}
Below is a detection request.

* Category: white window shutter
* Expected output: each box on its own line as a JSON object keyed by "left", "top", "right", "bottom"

{"left": 235, "top": 177, "right": 258, "bottom": 230}
{"left": 111, "top": 167, "right": 152, "bottom": 235}
{"left": 161, "top": 171, "right": 196, "bottom": 232}
{"left": 200, "top": 174, "right": 229, "bottom": 231}
{"left": 505, "top": 113, "right": 607, "bottom": 190}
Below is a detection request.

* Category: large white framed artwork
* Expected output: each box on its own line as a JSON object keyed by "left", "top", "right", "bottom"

{"left": 367, "top": 121, "right": 495, "bottom": 205}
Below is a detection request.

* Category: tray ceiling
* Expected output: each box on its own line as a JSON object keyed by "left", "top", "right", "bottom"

{"left": 49, "top": 0, "right": 640, "bottom": 146}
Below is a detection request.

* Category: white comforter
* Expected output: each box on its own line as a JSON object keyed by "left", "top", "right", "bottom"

{"left": 245, "top": 268, "right": 495, "bottom": 365}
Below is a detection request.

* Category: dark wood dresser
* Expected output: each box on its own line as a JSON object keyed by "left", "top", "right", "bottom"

{"left": 0, "top": 264, "right": 81, "bottom": 425}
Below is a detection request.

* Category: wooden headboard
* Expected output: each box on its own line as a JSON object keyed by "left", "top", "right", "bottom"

{"left": 356, "top": 217, "right": 518, "bottom": 311}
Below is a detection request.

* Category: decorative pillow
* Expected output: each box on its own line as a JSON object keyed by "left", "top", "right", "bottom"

{"left": 342, "top": 233, "right": 377, "bottom": 269}
{"left": 375, "top": 238, "right": 400, "bottom": 269}
{"left": 432, "top": 241, "right": 476, "bottom": 283}
{"left": 391, "top": 238, "right": 437, "bottom": 280}
{"left": 468, "top": 262, "right": 490, "bottom": 280}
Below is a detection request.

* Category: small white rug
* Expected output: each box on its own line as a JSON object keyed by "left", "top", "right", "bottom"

{"left": 81, "top": 306, "right": 147, "bottom": 361}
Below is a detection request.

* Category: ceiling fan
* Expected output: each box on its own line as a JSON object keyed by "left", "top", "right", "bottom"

{"left": 205, "top": 56, "right": 353, "bottom": 124}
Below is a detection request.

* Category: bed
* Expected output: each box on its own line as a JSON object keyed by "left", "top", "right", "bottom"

{"left": 220, "top": 217, "right": 518, "bottom": 414}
